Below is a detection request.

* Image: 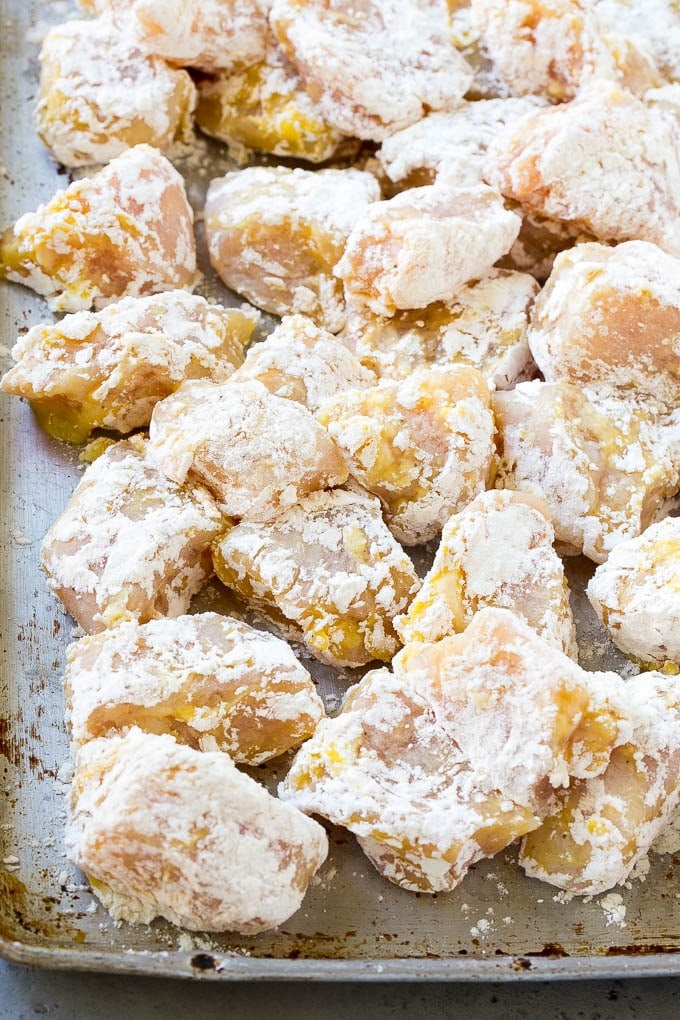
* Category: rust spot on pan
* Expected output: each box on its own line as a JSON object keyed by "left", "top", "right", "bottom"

{"left": 604, "top": 944, "right": 680, "bottom": 956}
{"left": 0, "top": 716, "right": 21, "bottom": 769}
{"left": 526, "top": 943, "right": 570, "bottom": 958}
{"left": 0, "top": 871, "right": 84, "bottom": 943}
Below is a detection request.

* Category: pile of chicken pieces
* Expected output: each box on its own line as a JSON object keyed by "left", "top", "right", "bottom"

{"left": 2, "top": 0, "right": 680, "bottom": 935}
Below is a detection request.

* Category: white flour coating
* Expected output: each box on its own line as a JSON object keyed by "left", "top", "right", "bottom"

{"left": 447, "top": 2, "right": 515, "bottom": 102}
{"left": 528, "top": 241, "right": 680, "bottom": 411}
{"left": 283, "top": 666, "right": 531, "bottom": 894}
{"left": 493, "top": 380, "right": 680, "bottom": 562}
{"left": 1, "top": 292, "right": 258, "bottom": 437}
{"left": 65, "top": 613, "right": 324, "bottom": 763}
{"left": 394, "top": 610, "right": 626, "bottom": 799}
{"left": 340, "top": 269, "right": 539, "bottom": 390}
{"left": 206, "top": 166, "right": 375, "bottom": 242}
{"left": 40, "top": 436, "right": 223, "bottom": 633}
{"left": 335, "top": 183, "right": 521, "bottom": 317}
{"left": 232, "top": 314, "right": 375, "bottom": 412}
{"left": 377, "top": 97, "right": 544, "bottom": 187}
{"left": 470, "top": 0, "right": 659, "bottom": 101}
{"left": 645, "top": 83, "right": 680, "bottom": 123}
{"left": 316, "top": 367, "right": 495, "bottom": 546}
{"left": 2, "top": 144, "right": 196, "bottom": 312}
{"left": 147, "top": 378, "right": 348, "bottom": 521}
{"left": 105, "top": 0, "right": 271, "bottom": 73}
{"left": 213, "top": 486, "right": 420, "bottom": 668}
{"left": 396, "top": 489, "right": 577, "bottom": 657}
{"left": 283, "top": 609, "right": 623, "bottom": 892}
{"left": 587, "top": 517, "right": 680, "bottom": 666}
{"left": 35, "top": 17, "right": 196, "bottom": 168}
{"left": 520, "top": 672, "right": 680, "bottom": 895}
{"left": 66, "top": 728, "right": 328, "bottom": 932}
{"left": 485, "top": 80, "right": 680, "bottom": 256}
{"left": 593, "top": 0, "right": 680, "bottom": 83}
{"left": 270, "top": 0, "right": 473, "bottom": 140}
{"left": 204, "top": 165, "right": 379, "bottom": 331}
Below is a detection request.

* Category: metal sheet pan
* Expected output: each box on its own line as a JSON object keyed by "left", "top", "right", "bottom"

{"left": 2, "top": 0, "right": 680, "bottom": 982}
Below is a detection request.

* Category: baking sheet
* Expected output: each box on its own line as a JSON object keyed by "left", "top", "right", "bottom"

{"left": 1, "top": 0, "right": 680, "bottom": 981}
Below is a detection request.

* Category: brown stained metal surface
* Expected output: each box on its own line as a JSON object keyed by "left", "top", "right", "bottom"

{"left": 1, "top": 0, "right": 680, "bottom": 983}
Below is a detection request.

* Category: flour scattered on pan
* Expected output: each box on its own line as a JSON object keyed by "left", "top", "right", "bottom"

{"left": 626, "top": 854, "right": 651, "bottom": 886}
{"left": 10, "top": 528, "right": 33, "bottom": 546}
{"left": 175, "top": 931, "right": 202, "bottom": 953}
{"left": 484, "top": 871, "right": 508, "bottom": 896}
{"left": 651, "top": 809, "right": 680, "bottom": 855}
{"left": 53, "top": 759, "right": 74, "bottom": 797}
{"left": 598, "top": 893, "right": 627, "bottom": 928}
{"left": 174, "top": 930, "right": 250, "bottom": 957}
{"left": 56, "top": 760, "right": 74, "bottom": 784}
{"left": 470, "top": 916, "right": 495, "bottom": 937}
{"left": 311, "top": 861, "right": 338, "bottom": 889}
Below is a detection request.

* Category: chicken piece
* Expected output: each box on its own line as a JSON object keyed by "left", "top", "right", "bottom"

{"left": 394, "top": 611, "right": 628, "bottom": 787}
{"left": 286, "top": 666, "right": 539, "bottom": 893}
{"left": 35, "top": 18, "right": 196, "bottom": 168}
{"left": 102, "top": 0, "right": 270, "bottom": 73}
{"left": 205, "top": 166, "right": 379, "bottom": 332}
{"left": 520, "top": 672, "right": 680, "bottom": 895}
{"left": 493, "top": 381, "right": 680, "bottom": 563}
{"left": 41, "top": 436, "right": 223, "bottom": 633}
{"left": 339, "top": 268, "right": 538, "bottom": 388}
{"left": 212, "top": 487, "right": 421, "bottom": 668}
{"left": 335, "top": 184, "right": 521, "bottom": 317}
{"left": 269, "top": 0, "right": 473, "bottom": 141}
{"left": 65, "top": 613, "right": 324, "bottom": 763}
{"left": 66, "top": 728, "right": 328, "bottom": 931}
{"left": 1, "top": 293, "right": 257, "bottom": 444}
{"left": 316, "top": 367, "right": 495, "bottom": 546}
{"left": 196, "top": 45, "right": 346, "bottom": 163}
{"left": 593, "top": 0, "right": 680, "bottom": 85}
{"left": 470, "top": 0, "right": 660, "bottom": 101}
{"left": 283, "top": 608, "right": 626, "bottom": 892}
{"left": 395, "top": 489, "right": 576, "bottom": 655}
{"left": 528, "top": 241, "right": 680, "bottom": 412}
{"left": 0, "top": 145, "right": 196, "bottom": 312}
{"left": 447, "top": 0, "right": 514, "bottom": 101}
{"left": 231, "top": 314, "right": 375, "bottom": 412}
{"left": 486, "top": 80, "right": 680, "bottom": 256}
{"left": 587, "top": 518, "right": 680, "bottom": 668}
{"left": 377, "top": 97, "right": 544, "bottom": 191}
{"left": 148, "top": 379, "right": 348, "bottom": 522}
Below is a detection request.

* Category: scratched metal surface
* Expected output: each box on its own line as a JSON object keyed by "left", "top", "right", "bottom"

{"left": 1, "top": 0, "right": 680, "bottom": 982}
